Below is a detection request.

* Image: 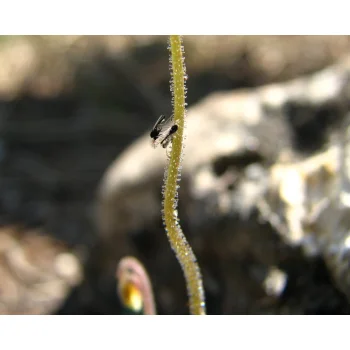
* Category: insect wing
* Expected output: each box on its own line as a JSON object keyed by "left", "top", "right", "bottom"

{"left": 150, "top": 115, "right": 177, "bottom": 149}
{"left": 150, "top": 115, "right": 167, "bottom": 139}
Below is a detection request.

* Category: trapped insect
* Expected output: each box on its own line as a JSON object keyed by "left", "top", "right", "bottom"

{"left": 150, "top": 115, "right": 178, "bottom": 149}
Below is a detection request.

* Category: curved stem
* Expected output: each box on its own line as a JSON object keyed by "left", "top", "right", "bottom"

{"left": 162, "top": 35, "right": 206, "bottom": 315}
{"left": 116, "top": 256, "right": 156, "bottom": 315}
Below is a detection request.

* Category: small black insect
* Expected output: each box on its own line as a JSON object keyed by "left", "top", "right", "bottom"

{"left": 150, "top": 115, "right": 178, "bottom": 149}
{"left": 150, "top": 115, "right": 166, "bottom": 140}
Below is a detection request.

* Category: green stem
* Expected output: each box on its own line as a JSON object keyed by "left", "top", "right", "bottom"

{"left": 162, "top": 35, "right": 206, "bottom": 315}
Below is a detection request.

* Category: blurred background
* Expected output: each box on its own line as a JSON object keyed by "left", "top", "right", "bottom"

{"left": 0, "top": 35, "right": 349, "bottom": 315}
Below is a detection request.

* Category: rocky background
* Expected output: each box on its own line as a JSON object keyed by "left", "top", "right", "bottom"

{"left": 0, "top": 35, "right": 350, "bottom": 314}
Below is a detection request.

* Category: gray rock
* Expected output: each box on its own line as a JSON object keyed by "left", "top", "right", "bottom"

{"left": 0, "top": 226, "right": 83, "bottom": 314}
{"left": 97, "top": 56, "right": 350, "bottom": 314}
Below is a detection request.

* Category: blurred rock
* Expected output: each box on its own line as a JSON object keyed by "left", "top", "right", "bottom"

{"left": 0, "top": 226, "right": 83, "bottom": 314}
{"left": 97, "top": 55, "right": 350, "bottom": 314}
{"left": 1, "top": 36, "right": 350, "bottom": 103}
